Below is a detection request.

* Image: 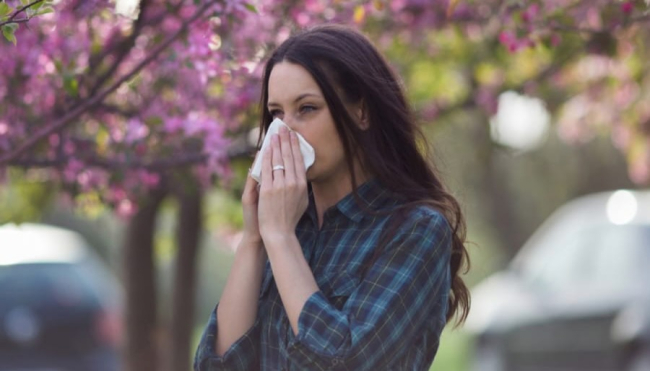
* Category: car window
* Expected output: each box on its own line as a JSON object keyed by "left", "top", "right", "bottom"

{"left": 522, "top": 229, "right": 591, "bottom": 292}
{"left": 590, "top": 225, "right": 650, "bottom": 289}
{"left": 522, "top": 224, "right": 650, "bottom": 293}
{"left": 0, "top": 263, "right": 100, "bottom": 308}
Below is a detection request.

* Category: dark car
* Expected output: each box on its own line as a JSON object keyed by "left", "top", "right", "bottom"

{"left": 0, "top": 223, "right": 123, "bottom": 371}
{"left": 467, "top": 190, "right": 650, "bottom": 371}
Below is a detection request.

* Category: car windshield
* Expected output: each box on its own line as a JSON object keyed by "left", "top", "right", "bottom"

{"left": 518, "top": 224, "right": 650, "bottom": 293}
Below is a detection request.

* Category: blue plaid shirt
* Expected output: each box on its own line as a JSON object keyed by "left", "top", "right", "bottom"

{"left": 194, "top": 179, "right": 452, "bottom": 370}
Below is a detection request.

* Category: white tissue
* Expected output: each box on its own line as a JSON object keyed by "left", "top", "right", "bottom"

{"left": 250, "top": 118, "right": 315, "bottom": 182}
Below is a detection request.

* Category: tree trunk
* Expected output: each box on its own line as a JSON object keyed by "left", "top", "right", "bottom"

{"left": 123, "top": 188, "right": 167, "bottom": 371}
{"left": 471, "top": 111, "right": 527, "bottom": 258}
{"left": 170, "top": 188, "right": 203, "bottom": 371}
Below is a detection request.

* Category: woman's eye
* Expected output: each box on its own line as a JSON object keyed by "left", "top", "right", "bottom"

{"left": 269, "top": 109, "right": 282, "bottom": 118}
{"left": 299, "top": 105, "right": 316, "bottom": 114}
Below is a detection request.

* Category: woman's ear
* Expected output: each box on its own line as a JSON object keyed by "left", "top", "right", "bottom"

{"left": 355, "top": 100, "right": 369, "bottom": 130}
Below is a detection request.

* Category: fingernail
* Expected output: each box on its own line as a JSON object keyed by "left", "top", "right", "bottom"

{"left": 290, "top": 131, "right": 297, "bottom": 139}
{"left": 280, "top": 126, "right": 288, "bottom": 133}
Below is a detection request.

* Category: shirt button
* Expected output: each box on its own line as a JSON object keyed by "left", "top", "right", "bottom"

{"left": 332, "top": 359, "right": 339, "bottom": 365}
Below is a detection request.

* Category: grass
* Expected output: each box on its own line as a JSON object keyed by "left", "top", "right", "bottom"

{"left": 430, "top": 328, "right": 472, "bottom": 371}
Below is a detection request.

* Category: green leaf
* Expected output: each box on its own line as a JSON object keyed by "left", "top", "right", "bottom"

{"left": 35, "top": 6, "right": 53, "bottom": 16}
{"left": 244, "top": 3, "right": 258, "bottom": 13}
{"left": 63, "top": 75, "right": 79, "bottom": 97}
{"left": 0, "top": 3, "right": 12, "bottom": 17}
{"left": 145, "top": 116, "right": 163, "bottom": 127}
{"left": 2, "top": 24, "right": 18, "bottom": 46}
{"left": 2, "top": 23, "right": 17, "bottom": 32}
{"left": 32, "top": 1, "right": 45, "bottom": 10}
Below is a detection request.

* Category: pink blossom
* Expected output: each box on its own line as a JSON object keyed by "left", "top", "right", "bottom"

{"left": 107, "top": 185, "right": 127, "bottom": 204}
{"left": 116, "top": 199, "right": 138, "bottom": 218}
{"left": 77, "top": 169, "right": 109, "bottom": 192}
{"left": 137, "top": 171, "right": 161, "bottom": 188}
{"left": 621, "top": 2, "right": 634, "bottom": 14}
{"left": 125, "top": 118, "right": 149, "bottom": 143}
{"left": 161, "top": 117, "right": 183, "bottom": 133}
{"left": 498, "top": 31, "right": 518, "bottom": 52}
{"left": 0, "top": 122, "right": 8, "bottom": 136}
{"left": 63, "top": 159, "right": 85, "bottom": 183}
{"left": 550, "top": 33, "right": 562, "bottom": 47}
{"left": 521, "top": 4, "right": 540, "bottom": 23}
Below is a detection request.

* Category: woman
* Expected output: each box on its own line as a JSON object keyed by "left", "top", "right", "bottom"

{"left": 195, "top": 24, "right": 470, "bottom": 371}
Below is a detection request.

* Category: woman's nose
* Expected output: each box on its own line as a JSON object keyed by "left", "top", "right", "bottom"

{"left": 283, "top": 116, "right": 297, "bottom": 132}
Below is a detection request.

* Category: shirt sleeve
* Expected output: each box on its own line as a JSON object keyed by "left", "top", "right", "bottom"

{"left": 193, "top": 304, "right": 261, "bottom": 371}
{"left": 285, "top": 209, "right": 452, "bottom": 370}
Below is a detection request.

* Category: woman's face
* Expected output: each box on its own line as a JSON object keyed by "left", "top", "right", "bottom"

{"left": 267, "top": 61, "right": 353, "bottom": 185}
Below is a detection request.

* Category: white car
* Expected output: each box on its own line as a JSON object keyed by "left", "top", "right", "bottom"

{"left": 467, "top": 190, "right": 650, "bottom": 371}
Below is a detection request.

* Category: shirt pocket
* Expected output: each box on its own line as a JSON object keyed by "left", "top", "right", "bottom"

{"left": 317, "top": 269, "right": 360, "bottom": 310}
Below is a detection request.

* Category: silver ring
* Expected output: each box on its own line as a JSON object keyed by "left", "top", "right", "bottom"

{"left": 272, "top": 165, "right": 285, "bottom": 171}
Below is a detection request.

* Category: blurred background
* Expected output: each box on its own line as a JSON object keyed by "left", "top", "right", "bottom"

{"left": 1, "top": 0, "right": 649, "bottom": 370}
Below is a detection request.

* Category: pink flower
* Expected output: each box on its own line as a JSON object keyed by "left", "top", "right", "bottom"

{"left": 621, "top": 2, "right": 634, "bottom": 15}
{"left": 138, "top": 171, "right": 161, "bottom": 188}
{"left": 125, "top": 118, "right": 149, "bottom": 143}
{"left": 521, "top": 4, "right": 539, "bottom": 22}
{"left": 116, "top": 199, "right": 138, "bottom": 218}
{"left": 63, "top": 159, "right": 85, "bottom": 183}
{"left": 107, "top": 185, "right": 127, "bottom": 203}
{"left": 498, "top": 31, "right": 518, "bottom": 52}
{"left": 550, "top": 34, "right": 562, "bottom": 47}
{"left": 0, "top": 122, "right": 8, "bottom": 136}
{"left": 164, "top": 117, "right": 184, "bottom": 133}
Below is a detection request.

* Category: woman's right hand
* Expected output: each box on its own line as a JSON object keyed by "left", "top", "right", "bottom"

{"left": 240, "top": 154, "right": 263, "bottom": 247}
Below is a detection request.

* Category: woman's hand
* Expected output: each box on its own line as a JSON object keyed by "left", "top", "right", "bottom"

{"left": 240, "top": 152, "right": 263, "bottom": 247}
{"left": 258, "top": 126, "right": 309, "bottom": 242}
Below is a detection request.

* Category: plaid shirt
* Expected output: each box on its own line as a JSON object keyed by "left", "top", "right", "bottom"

{"left": 194, "top": 179, "right": 452, "bottom": 371}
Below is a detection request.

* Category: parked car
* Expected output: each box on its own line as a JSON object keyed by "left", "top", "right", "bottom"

{"left": 0, "top": 223, "right": 123, "bottom": 371}
{"left": 467, "top": 190, "right": 650, "bottom": 371}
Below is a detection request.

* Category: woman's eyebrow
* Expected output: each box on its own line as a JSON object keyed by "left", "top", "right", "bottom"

{"left": 268, "top": 93, "right": 322, "bottom": 107}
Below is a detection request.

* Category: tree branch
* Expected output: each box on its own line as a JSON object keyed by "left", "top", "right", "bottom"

{"left": 1, "top": 17, "right": 29, "bottom": 24}
{"left": 86, "top": 1, "right": 184, "bottom": 82}
{"left": 0, "top": 0, "right": 44, "bottom": 27}
{"left": 9, "top": 143, "right": 254, "bottom": 171}
{"left": 87, "top": 0, "right": 152, "bottom": 97}
{"left": 0, "top": 0, "right": 219, "bottom": 166}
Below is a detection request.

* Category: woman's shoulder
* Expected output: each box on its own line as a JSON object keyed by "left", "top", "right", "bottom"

{"left": 388, "top": 203, "right": 452, "bottom": 241}
{"left": 400, "top": 202, "right": 449, "bottom": 225}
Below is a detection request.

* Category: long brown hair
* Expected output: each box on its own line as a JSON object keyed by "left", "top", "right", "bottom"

{"left": 258, "top": 24, "right": 470, "bottom": 326}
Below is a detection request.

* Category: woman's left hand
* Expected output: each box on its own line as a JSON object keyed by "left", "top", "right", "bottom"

{"left": 258, "top": 126, "right": 309, "bottom": 242}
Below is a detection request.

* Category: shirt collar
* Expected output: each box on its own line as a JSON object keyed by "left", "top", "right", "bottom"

{"left": 303, "top": 178, "right": 396, "bottom": 226}
{"left": 334, "top": 178, "right": 394, "bottom": 223}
